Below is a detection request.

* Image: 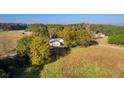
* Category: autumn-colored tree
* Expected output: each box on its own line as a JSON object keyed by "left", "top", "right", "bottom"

{"left": 58, "top": 25, "right": 92, "bottom": 47}
{"left": 31, "top": 25, "right": 49, "bottom": 38}
{"left": 16, "top": 36, "right": 33, "bottom": 56}
{"left": 75, "top": 30, "right": 92, "bottom": 46}
{"left": 60, "top": 26, "right": 77, "bottom": 47}
{"left": 30, "top": 37, "right": 51, "bottom": 65}
{"left": 47, "top": 24, "right": 63, "bottom": 38}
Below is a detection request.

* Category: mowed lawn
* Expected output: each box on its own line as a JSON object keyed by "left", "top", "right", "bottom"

{"left": 40, "top": 46, "right": 124, "bottom": 78}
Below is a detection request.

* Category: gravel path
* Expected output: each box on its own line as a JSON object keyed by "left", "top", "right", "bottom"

{"left": 99, "top": 44, "right": 124, "bottom": 51}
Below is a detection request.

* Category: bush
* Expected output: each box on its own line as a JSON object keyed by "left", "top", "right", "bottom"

{"left": 30, "top": 37, "right": 51, "bottom": 65}
{"left": 108, "top": 34, "right": 124, "bottom": 45}
{"left": 16, "top": 36, "right": 33, "bottom": 55}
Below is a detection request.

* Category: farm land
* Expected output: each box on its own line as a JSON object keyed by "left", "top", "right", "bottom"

{"left": 1, "top": 31, "right": 124, "bottom": 78}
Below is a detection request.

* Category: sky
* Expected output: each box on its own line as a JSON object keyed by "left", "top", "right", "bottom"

{"left": 0, "top": 14, "right": 124, "bottom": 26}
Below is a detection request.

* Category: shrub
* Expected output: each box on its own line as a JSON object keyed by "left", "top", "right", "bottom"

{"left": 108, "top": 34, "right": 124, "bottom": 45}
{"left": 16, "top": 36, "right": 33, "bottom": 56}
{"left": 30, "top": 37, "right": 51, "bottom": 65}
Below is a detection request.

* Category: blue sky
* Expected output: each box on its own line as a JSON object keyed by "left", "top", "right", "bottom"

{"left": 0, "top": 14, "right": 124, "bottom": 26}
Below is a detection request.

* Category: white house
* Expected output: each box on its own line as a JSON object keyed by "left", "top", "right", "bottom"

{"left": 93, "top": 32, "right": 105, "bottom": 38}
{"left": 49, "top": 38, "right": 64, "bottom": 47}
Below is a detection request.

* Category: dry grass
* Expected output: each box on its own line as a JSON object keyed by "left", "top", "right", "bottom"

{"left": 96, "top": 36, "right": 108, "bottom": 45}
{"left": 97, "top": 36, "right": 124, "bottom": 48}
{"left": 0, "top": 31, "right": 28, "bottom": 56}
{"left": 41, "top": 46, "right": 124, "bottom": 78}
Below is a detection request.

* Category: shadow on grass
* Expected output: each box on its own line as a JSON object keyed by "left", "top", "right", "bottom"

{"left": 0, "top": 55, "right": 30, "bottom": 78}
{"left": 50, "top": 47, "right": 71, "bottom": 62}
{"left": 15, "top": 65, "right": 44, "bottom": 78}
{"left": 0, "top": 47, "right": 71, "bottom": 78}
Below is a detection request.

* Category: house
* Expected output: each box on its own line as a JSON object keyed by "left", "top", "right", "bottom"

{"left": 49, "top": 38, "right": 64, "bottom": 47}
{"left": 93, "top": 31, "right": 105, "bottom": 39}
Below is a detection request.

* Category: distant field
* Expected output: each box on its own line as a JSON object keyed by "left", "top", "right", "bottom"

{"left": 0, "top": 31, "right": 31, "bottom": 56}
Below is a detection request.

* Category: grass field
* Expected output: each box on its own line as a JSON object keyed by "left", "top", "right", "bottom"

{"left": 96, "top": 36, "right": 108, "bottom": 45}
{"left": 0, "top": 31, "right": 31, "bottom": 56}
{"left": 39, "top": 46, "right": 124, "bottom": 78}
{"left": 108, "top": 34, "right": 124, "bottom": 45}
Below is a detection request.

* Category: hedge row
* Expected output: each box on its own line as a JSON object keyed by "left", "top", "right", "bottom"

{"left": 108, "top": 34, "right": 124, "bottom": 45}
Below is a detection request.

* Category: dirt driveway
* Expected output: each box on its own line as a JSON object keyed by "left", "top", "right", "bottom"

{"left": 97, "top": 36, "right": 124, "bottom": 51}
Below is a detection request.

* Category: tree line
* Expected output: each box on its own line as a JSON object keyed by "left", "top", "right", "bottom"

{"left": 0, "top": 23, "right": 27, "bottom": 31}
{"left": 1, "top": 23, "right": 124, "bottom": 36}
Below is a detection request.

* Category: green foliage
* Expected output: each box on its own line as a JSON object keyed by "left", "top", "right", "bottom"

{"left": 1, "top": 23, "right": 124, "bottom": 36}
{"left": 16, "top": 36, "right": 33, "bottom": 55}
{"left": 90, "top": 24, "right": 124, "bottom": 36}
{"left": 32, "top": 25, "right": 49, "bottom": 38}
{"left": 60, "top": 26, "right": 76, "bottom": 47}
{"left": 75, "top": 30, "right": 92, "bottom": 46}
{"left": 41, "top": 63, "right": 110, "bottom": 78}
{"left": 63, "top": 27, "right": 75, "bottom": 47}
{"left": 108, "top": 34, "right": 124, "bottom": 45}
{"left": 47, "top": 24, "right": 64, "bottom": 38}
{"left": 58, "top": 26, "right": 92, "bottom": 47}
{"left": 30, "top": 37, "right": 51, "bottom": 65}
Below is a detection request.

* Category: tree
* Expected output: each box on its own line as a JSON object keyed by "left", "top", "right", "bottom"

{"left": 30, "top": 37, "right": 51, "bottom": 65}
{"left": 0, "top": 23, "right": 27, "bottom": 31}
{"left": 61, "top": 26, "right": 77, "bottom": 47}
{"left": 58, "top": 25, "right": 92, "bottom": 47}
{"left": 16, "top": 36, "right": 33, "bottom": 56}
{"left": 47, "top": 24, "right": 64, "bottom": 38}
{"left": 75, "top": 30, "right": 92, "bottom": 46}
{"left": 30, "top": 24, "right": 49, "bottom": 38}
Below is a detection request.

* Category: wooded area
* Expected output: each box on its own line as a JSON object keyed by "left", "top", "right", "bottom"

{"left": 1, "top": 23, "right": 124, "bottom": 36}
